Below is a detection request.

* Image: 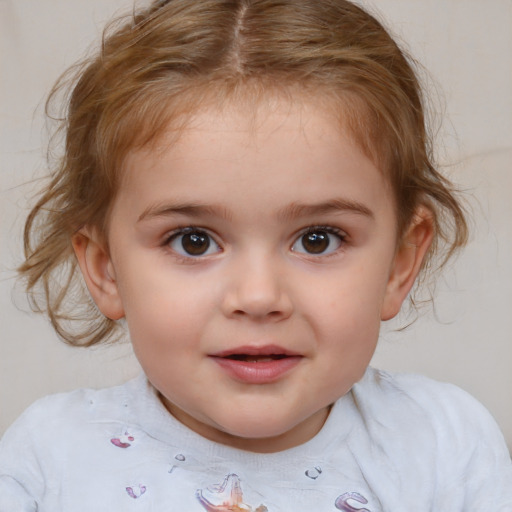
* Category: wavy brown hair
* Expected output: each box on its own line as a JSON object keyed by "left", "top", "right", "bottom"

{"left": 19, "top": 0, "right": 468, "bottom": 346}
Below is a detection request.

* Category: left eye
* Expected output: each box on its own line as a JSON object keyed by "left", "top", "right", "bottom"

{"left": 291, "top": 229, "right": 344, "bottom": 255}
{"left": 167, "top": 229, "right": 221, "bottom": 257}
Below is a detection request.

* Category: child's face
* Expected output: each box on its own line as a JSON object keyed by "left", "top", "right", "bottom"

{"left": 77, "top": 98, "right": 429, "bottom": 452}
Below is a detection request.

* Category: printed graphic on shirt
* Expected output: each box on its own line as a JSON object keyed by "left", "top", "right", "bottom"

{"left": 335, "top": 492, "right": 371, "bottom": 511}
{"left": 196, "top": 473, "right": 268, "bottom": 511}
{"left": 195, "top": 472, "right": 371, "bottom": 511}
{"left": 304, "top": 465, "right": 323, "bottom": 479}
{"left": 110, "top": 431, "right": 135, "bottom": 448}
{"left": 126, "top": 484, "right": 147, "bottom": 499}
{"left": 169, "top": 453, "right": 187, "bottom": 473}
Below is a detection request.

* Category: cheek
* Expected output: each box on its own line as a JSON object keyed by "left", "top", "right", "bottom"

{"left": 118, "top": 269, "right": 219, "bottom": 346}
{"left": 306, "top": 263, "right": 389, "bottom": 316}
{"left": 297, "top": 261, "right": 391, "bottom": 352}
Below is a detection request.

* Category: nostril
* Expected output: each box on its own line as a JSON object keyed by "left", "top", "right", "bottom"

{"left": 231, "top": 308, "right": 286, "bottom": 320}
{"left": 221, "top": 278, "right": 293, "bottom": 320}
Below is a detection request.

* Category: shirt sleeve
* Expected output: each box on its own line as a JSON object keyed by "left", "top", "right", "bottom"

{"left": 0, "top": 399, "right": 49, "bottom": 511}
{"left": 433, "top": 383, "right": 512, "bottom": 510}
{"left": 353, "top": 369, "right": 512, "bottom": 510}
{"left": 0, "top": 477, "right": 37, "bottom": 512}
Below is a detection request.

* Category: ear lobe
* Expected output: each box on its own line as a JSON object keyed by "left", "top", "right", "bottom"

{"left": 72, "top": 229, "right": 125, "bottom": 320}
{"left": 381, "top": 207, "right": 434, "bottom": 321}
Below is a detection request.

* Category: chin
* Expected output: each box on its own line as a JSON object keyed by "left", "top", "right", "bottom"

{"left": 218, "top": 415, "right": 293, "bottom": 440}
{"left": 244, "top": 425, "right": 294, "bottom": 442}
{"left": 209, "top": 408, "right": 324, "bottom": 452}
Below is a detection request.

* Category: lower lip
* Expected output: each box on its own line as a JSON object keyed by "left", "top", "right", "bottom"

{"left": 211, "top": 356, "right": 302, "bottom": 384}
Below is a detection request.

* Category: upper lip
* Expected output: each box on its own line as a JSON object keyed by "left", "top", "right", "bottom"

{"left": 210, "top": 345, "right": 301, "bottom": 358}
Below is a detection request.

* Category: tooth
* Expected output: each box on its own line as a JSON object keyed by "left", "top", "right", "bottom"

{"left": 245, "top": 356, "right": 278, "bottom": 362}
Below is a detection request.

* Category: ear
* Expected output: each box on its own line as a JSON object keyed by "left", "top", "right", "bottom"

{"left": 381, "top": 207, "right": 434, "bottom": 321}
{"left": 72, "top": 228, "right": 125, "bottom": 320}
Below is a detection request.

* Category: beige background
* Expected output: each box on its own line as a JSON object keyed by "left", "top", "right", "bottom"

{"left": 1, "top": 0, "right": 511, "bottom": 449}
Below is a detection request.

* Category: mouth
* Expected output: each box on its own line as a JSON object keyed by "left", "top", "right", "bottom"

{"left": 223, "top": 354, "right": 290, "bottom": 363}
{"left": 212, "top": 345, "right": 300, "bottom": 361}
{"left": 210, "top": 345, "right": 302, "bottom": 384}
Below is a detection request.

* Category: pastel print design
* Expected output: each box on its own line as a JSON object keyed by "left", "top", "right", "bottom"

{"left": 304, "top": 466, "right": 322, "bottom": 479}
{"left": 335, "top": 492, "right": 371, "bottom": 512}
{"left": 111, "top": 431, "right": 135, "bottom": 448}
{"left": 196, "top": 473, "right": 268, "bottom": 512}
{"left": 126, "top": 485, "right": 147, "bottom": 499}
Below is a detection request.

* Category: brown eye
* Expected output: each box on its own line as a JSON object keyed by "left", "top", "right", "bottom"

{"left": 292, "top": 229, "right": 343, "bottom": 255}
{"left": 168, "top": 229, "right": 220, "bottom": 257}
{"left": 182, "top": 232, "right": 210, "bottom": 255}
{"left": 302, "top": 232, "right": 329, "bottom": 253}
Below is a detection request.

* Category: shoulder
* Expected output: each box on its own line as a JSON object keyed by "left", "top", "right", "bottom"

{"left": 343, "top": 368, "right": 512, "bottom": 506}
{"left": 0, "top": 375, "right": 146, "bottom": 453}
{"left": 0, "top": 376, "right": 145, "bottom": 507}
{"left": 352, "top": 367, "right": 511, "bottom": 473}
{"left": 356, "top": 367, "right": 500, "bottom": 430}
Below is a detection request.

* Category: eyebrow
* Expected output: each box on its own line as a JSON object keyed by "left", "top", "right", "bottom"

{"left": 277, "top": 199, "right": 374, "bottom": 221}
{"left": 137, "top": 202, "right": 233, "bottom": 222}
{"left": 137, "top": 198, "right": 373, "bottom": 223}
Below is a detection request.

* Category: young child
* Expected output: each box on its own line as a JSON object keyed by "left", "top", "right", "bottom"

{"left": 1, "top": 0, "right": 511, "bottom": 510}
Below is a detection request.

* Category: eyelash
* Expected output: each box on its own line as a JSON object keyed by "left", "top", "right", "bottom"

{"left": 161, "top": 224, "right": 348, "bottom": 260}
{"left": 291, "top": 225, "right": 348, "bottom": 257}
{"left": 162, "top": 226, "right": 222, "bottom": 262}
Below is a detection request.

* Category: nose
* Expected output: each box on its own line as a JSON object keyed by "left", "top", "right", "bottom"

{"left": 221, "top": 253, "right": 293, "bottom": 322}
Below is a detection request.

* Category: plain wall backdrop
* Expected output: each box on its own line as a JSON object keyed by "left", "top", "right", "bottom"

{"left": 1, "top": 0, "right": 511, "bottom": 449}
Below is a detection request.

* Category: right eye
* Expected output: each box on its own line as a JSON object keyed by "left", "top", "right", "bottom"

{"left": 291, "top": 227, "right": 345, "bottom": 256}
{"left": 167, "top": 228, "right": 221, "bottom": 257}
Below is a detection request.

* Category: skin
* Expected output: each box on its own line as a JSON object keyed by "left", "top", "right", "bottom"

{"left": 73, "top": 98, "right": 432, "bottom": 453}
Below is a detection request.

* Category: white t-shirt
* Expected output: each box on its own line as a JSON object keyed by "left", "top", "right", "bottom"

{"left": 1, "top": 367, "right": 511, "bottom": 511}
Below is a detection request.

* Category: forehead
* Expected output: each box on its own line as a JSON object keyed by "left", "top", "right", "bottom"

{"left": 114, "top": 98, "right": 395, "bottom": 227}
{"left": 125, "top": 90, "right": 379, "bottom": 176}
{"left": 124, "top": 86, "right": 382, "bottom": 163}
